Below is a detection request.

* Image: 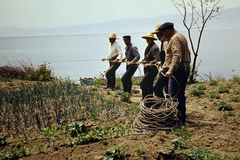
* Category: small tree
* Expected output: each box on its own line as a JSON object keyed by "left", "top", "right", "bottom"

{"left": 170, "top": 0, "right": 223, "bottom": 83}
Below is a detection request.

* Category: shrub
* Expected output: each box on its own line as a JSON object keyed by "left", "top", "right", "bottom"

{"left": 120, "top": 92, "right": 131, "bottom": 102}
{"left": 208, "top": 91, "right": 220, "bottom": 99}
{"left": 216, "top": 101, "right": 232, "bottom": 111}
{"left": 217, "top": 85, "right": 229, "bottom": 93}
{"left": 197, "top": 84, "right": 207, "bottom": 90}
{"left": 230, "top": 96, "right": 240, "bottom": 102}
{"left": 233, "top": 90, "right": 240, "bottom": 95}
{"left": 24, "top": 62, "right": 54, "bottom": 81}
{"left": 190, "top": 88, "right": 204, "bottom": 96}
{"left": 131, "top": 88, "right": 140, "bottom": 94}
{"left": 209, "top": 79, "right": 217, "bottom": 86}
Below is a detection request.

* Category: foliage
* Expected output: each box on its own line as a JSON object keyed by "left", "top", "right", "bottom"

{"left": 0, "top": 62, "right": 54, "bottom": 82}
{"left": 208, "top": 91, "right": 220, "bottom": 99}
{"left": 209, "top": 79, "right": 218, "bottom": 86}
{"left": 229, "top": 96, "right": 240, "bottom": 102}
{"left": 65, "top": 121, "right": 84, "bottom": 137}
{"left": 91, "top": 71, "right": 106, "bottom": 87}
{"left": 216, "top": 101, "right": 232, "bottom": 111}
{"left": 24, "top": 62, "right": 54, "bottom": 81}
{"left": 102, "top": 144, "right": 126, "bottom": 160}
{"left": 166, "top": 126, "right": 193, "bottom": 147}
{"left": 132, "top": 88, "right": 140, "bottom": 94}
{"left": 233, "top": 90, "right": 240, "bottom": 95}
{"left": 120, "top": 92, "right": 131, "bottom": 102}
{"left": 170, "top": 138, "right": 185, "bottom": 150}
{"left": 217, "top": 85, "right": 229, "bottom": 93}
{"left": 188, "top": 147, "right": 222, "bottom": 160}
{"left": 190, "top": 88, "right": 204, "bottom": 96}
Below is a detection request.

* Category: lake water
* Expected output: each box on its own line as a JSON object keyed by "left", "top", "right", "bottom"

{"left": 0, "top": 30, "right": 239, "bottom": 83}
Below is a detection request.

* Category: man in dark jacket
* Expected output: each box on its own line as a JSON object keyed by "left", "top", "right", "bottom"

{"left": 137, "top": 31, "right": 160, "bottom": 99}
{"left": 120, "top": 35, "right": 140, "bottom": 94}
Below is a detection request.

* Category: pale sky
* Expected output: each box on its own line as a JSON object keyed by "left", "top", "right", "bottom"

{"left": 0, "top": 0, "right": 239, "bottom": 29}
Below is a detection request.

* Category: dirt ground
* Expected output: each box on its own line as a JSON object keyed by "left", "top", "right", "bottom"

{"left": 1, "top": 80, "right": 240, "bottom": 160}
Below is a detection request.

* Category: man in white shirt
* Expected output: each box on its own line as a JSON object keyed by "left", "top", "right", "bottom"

{"left": 102, "top": 33, "right": 123, "bottom": 89}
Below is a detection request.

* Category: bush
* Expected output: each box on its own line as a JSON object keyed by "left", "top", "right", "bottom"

{"left": 190, "top": 88, "right": 204, "bottom": 96}
{"left": 188, "top": 147, "right": 220, "bottom": 160}
{"left": 208, "top": 91, "right": 220, "bottom": 99}
{"left": 216, "top": 101, "right": 232, "bottom": 111}
{"left": 229, "top": 96, "right": 240, "bottom": 102}
{"left": 209, "top": 79, "right": 217, "bottom": 86}
{"left": 120, "top": 92, "right": 131, "bottom": 102}
{"left": 217, "top": 85, "right": 229, "bottom": 93}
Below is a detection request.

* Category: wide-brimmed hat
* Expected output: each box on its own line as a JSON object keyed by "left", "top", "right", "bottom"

{"left": 142, "top": 31, "right": 157, "bottom": 40}
{"left": 153, "top": 24, "right": 162, "bottom": 34}
{"left": 107, "top": 33, "right": 119, "bottom": 39}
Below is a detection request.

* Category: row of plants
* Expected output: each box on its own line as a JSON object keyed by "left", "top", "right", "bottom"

{"left": 1, "top": 121, "right": 228, "bottom": 160}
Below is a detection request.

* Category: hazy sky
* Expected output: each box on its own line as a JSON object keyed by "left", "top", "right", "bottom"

{"left": 0, "top": 0, "right": 239, "bottom": 28}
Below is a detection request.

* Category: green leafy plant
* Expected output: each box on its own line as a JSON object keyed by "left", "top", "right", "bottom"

{"left": 166, "top": 126, "right": 193, "bottom": 147}
{"left": 0, "top": 150, "right": 8, "bottom": 159}
{"left": 233, "top": 90, "right": 240, "bottom": 95}
{"left": 208, "top": 91, "right": 220, "bottom": 99}
{"left": 170, "top": 139, "right": 185, "bottom": 150}
{"left": 190, "top": 88, "right": 204, "bottom": 96}
{"left": 209, "top": 79, "right": 217, "bottom": 86}
{"left": 134, "top": 145, "right": 144, "bottom": 156}
{"left": 216, "top": 101, "right": 232, "bottom": 111}
{"left": 43, "top": 126, "right": 51, "bottom": 139}
{"left": 37, "top": 142, "right": 44, "bottom": 152}
{"left": 102, "top": 145, "right": 126, "bottom": 160}
{"left": 65, "top": 121, "right": 84, "bottom": 137}
{"left": 217, "top": 85, "right": 229, "bottom": 93}
{"left": 230, "top": 96, "right": 240, "bottom": 102}
{"left": 188, "top": 147, "right": 221, "bottom": 160}
{"left": 197, "top": 84, "right": 207, "bottom": 90}
{"left": 120, "top": 92, "right": 131, "bottom": 102}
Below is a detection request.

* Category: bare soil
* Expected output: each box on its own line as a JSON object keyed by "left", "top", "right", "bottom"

{"left": 1, "top": 80, "right": 240, "bottom": 160}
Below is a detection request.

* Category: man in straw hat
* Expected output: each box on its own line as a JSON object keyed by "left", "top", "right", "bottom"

{"left": 137, "top": 31, "right": 160, "bottom": 100}
{"left": 119, "top": 35, "right": 140, "bottom": 94}
{"left": 156, "top": 22, "right": 191, "bottom": 125}
{"left": 102, "top": 33, "right": 123, "bottom": 90}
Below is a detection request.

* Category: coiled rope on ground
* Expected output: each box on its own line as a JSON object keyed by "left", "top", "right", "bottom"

{"left": 132, "top": 95, "right": 182, "bottom": 132}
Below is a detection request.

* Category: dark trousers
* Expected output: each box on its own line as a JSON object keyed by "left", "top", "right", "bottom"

{"left": 121, "top": 65, "right": 138, "bottom": 93}
{"left": 140, "top": 67, "right": 158, "bottom": 99}
{"left": 154, "top": 67, "right": 190, "bottom": 124}
{"left": 106, "top": 62, "right": 120, "bottom": 88}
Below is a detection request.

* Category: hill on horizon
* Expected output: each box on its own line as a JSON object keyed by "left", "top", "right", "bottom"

{"left": 0, "top": 7, "right": 240, "bottom": 37}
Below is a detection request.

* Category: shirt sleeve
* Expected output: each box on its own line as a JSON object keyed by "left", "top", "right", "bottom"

{"left": 116, "top": 44, "right": 123, "bottom": 60}
{"left": 169, "top": 38, "right": 182, "bottom": 72}
{"left": 131, "top": 46, "right": 140, "bottom": 63}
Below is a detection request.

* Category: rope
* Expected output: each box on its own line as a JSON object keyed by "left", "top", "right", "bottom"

{"left": 132, "top": 95, "right": 182, "bottom": 132}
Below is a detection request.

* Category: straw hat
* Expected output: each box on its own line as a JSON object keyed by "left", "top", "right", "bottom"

{"left": 153, "top": 24, "right": 162, "bottom": 34}
{"left": 107, "top": 33, "right": 119, "bottom": 39}
{"left": 142, "top": 31, "right": 157, "bottom": 40}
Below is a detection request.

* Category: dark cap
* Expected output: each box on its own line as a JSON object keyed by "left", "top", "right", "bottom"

{"left": 158, "top": 22, "right": 174, "bottom": 31}
{"left": 123, "top": 35, "right": 131, "bottom": 40}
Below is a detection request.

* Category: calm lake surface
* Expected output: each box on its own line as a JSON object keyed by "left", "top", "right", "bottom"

{"left": 0, "top": 30, "right": 239, "bottom": 83}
